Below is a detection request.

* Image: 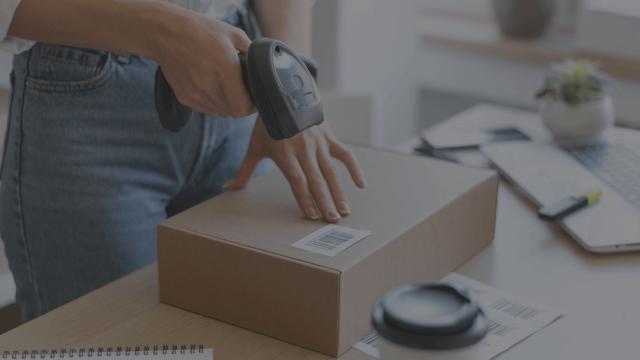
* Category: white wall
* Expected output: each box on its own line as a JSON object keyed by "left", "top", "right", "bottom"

{"left": 313, "top": 0, "right": 421, "bottom": 146}
{"left": 312, "top": 0, "right": 339, "bottom": 89}
{"left": 417, "top": 43, "right": 640, "bottom": 129}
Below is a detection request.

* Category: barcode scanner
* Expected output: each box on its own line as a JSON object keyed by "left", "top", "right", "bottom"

{"left": 154, "top": 38, "right": 324, "bottom": 140}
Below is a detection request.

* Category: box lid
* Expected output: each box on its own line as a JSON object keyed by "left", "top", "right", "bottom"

{"left": 161, "top": 146, "right": 495, "bottom": 272}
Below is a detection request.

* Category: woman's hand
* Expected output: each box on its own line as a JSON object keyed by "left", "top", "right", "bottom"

{"left": 226, "top": 121, "right": 367, "bottom": 223}
{"left": 154, "top": 10, "right": 255, "bottom": 117}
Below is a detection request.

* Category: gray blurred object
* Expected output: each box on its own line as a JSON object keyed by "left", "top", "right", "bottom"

{"left": 492, "top": 0, "right": 556, "bottom": 39}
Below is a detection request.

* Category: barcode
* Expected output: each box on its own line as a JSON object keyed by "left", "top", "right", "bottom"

{"left": 487, "top": 319, "right": 515, "bottom": 337}
{"left": 361, "top": 331, "right": 380, "bottom": 347}
{"left": 353, "top": 331, "right": 381, "bottom": 358}
{"left": 292, "top": 225, "right": 371, "bottom": 257}
{"left": 491, "top": 300, "right": 540, "bottom": 320}
{"left": 308, "top": 231, "right": 355, "bottom": 250}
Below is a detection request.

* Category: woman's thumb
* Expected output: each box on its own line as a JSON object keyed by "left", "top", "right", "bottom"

{"left": 224, "top": 155, "right": 260, "bottom": 190}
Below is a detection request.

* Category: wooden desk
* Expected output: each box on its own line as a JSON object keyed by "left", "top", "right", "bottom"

{"left": 2, "top": 105, "right": 640, "bottom": 359}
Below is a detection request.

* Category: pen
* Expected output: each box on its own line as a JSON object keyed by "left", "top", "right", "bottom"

{"left": 538, "top": 190, "right": 602, "bottom": 221}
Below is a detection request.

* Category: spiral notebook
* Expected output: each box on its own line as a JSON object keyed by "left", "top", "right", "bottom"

{"left": 1, "top": 345, "right": 213, "bottom": 360}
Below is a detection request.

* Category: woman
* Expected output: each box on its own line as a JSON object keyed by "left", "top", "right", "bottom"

{"left": 0, "top": 0, "right": 365, "bottom": 321}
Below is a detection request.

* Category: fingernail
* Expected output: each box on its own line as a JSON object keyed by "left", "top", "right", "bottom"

{"left": 358, "top": 179, "right": 367, "bottom": 188}
{"left": 327, "top": 210, "right": 341, "bottom": 222}
{"left": 338, "top": 202, "right": 351, "bottom": 216}
{"left": 305, "top": 208, "right": 320, "bottom": 220}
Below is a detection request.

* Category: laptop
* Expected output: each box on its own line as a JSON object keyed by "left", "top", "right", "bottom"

{"left": 481, "top": 139, "right": 640, "bottom": 253}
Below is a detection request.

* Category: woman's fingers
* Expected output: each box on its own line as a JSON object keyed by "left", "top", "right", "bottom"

{"left": 157, "top": 16, "right": 255, "bottom": 118}
{"left": 224, "top": 159, "right": 259, "bottom": 190}
{"left": 225, "top": 150, "right": 262, "bottom": 190}
{"left": 318, "top": 147, "right": 350, "bottom": 216}
{"left": 227, "top": 24, "right": 252, "bottom": 53}
{"left": 225, "top": 119, "right": 365, "bottom": 223}
{"left": 176, "top": 90, "right": 220, "bottom": 117}
{"left": 330, "top": 141, "right": 367, "bottom": 188}
{"left": 279, "top": 157, "right": 319, "bottom": 221}
{"left": 220, "top": 51, "right": 254, "bottom": 118}
{"left": 220, "top": 26, "right": 253, "bottom": 117}
{"left": 202, "top": 81, "right": 232, "bottom": 116}
{"left": 297, "top": 147, "right": 341, "bottom": 223}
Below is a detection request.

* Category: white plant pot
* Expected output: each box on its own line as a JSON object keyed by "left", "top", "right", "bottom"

{"left": 538, "top": 95, "right": 615, "bottom": 146}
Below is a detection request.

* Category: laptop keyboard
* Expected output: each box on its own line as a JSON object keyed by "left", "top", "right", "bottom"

{"left": 565, "top": 144, "right": 640, "bottom": 209}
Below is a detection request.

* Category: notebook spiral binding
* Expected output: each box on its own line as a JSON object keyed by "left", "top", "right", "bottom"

{"left": 1, "top": 345, "right": 204, "bottom": 359}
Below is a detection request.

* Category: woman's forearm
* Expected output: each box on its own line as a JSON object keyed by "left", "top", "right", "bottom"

{"left": 8, "top": 0, "right": 191, "bottom": 60}
{"left": 253, "top": 0, "right": 314, "bottom": 56}
{"left": 9, "top": 0, "right": 256, "bottom": 118}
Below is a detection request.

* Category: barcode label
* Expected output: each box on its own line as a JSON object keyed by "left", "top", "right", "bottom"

{"left": 353, "top": 331, "right": 380, "bottom": 358}
{"left": 491, "top": 300, "right": 540, "bottom": 320}
{"left": 487, "top": 319, "right": 515, "bottom": 337}
{"left": 360, "top": 331, "right": 380, "bottom": 346}
{"left": 292, "top": 225, "right": 371, "bottom": 257}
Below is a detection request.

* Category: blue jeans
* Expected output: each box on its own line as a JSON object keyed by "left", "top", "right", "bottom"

{"left": 0, "top": 20, "right": 258, "bottom": 320}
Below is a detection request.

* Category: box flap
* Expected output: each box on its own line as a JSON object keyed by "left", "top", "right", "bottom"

{"left": 161, "top": 146, "right": 495, "bottom": 271}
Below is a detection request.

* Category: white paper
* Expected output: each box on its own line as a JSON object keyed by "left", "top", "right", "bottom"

{"left": 292, "top": 225, "right": 371, "bottom": 257}
{"left": 353, "top": 273, "right": 563, "bottom": 359}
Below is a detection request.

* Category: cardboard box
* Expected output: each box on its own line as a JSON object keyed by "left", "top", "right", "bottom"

{"left": 157, "top": 146, "right": 498, "bottom": 356}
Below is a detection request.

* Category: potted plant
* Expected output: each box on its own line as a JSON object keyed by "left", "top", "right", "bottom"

{"left": 536, "top": 59, "right": 614, "bottom": 145}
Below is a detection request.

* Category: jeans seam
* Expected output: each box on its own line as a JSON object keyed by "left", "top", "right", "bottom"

{"left": 14, "top": 50, "right": 43, "bottom": 315}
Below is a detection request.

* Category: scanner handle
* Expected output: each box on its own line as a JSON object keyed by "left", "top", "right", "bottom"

{"left": 154, "top": 67, "right": 191, "bottom": 132}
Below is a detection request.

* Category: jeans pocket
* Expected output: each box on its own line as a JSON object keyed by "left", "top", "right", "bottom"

{"left": 24, "top": 44, "right": 115, "bottom": 93}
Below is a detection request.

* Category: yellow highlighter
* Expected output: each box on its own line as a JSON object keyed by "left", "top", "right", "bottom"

{"left": 538, "top": 190, "right": 602, "bottom": 221}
